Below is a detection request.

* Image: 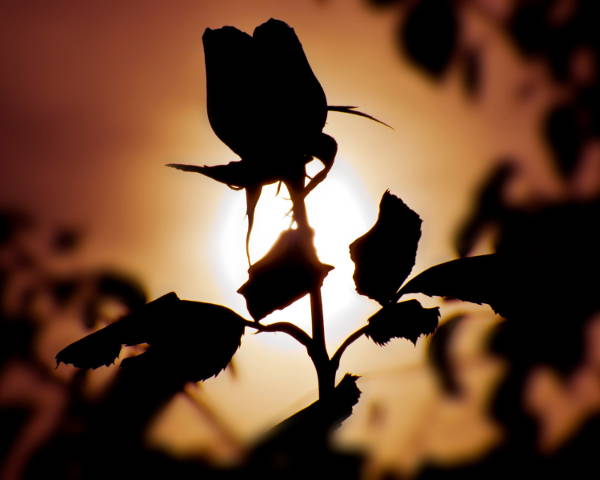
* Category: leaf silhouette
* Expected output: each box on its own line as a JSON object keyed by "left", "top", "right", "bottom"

{"left": 238, "top": 229, "right": 333, "bottom": 321}
{"left": 398, "top": 0, "right": 458, "bottom": 79}
{"left": 398, "top": 254, "right": 509, "bottom": 316}
{"left": 365, "top": 299, "right": 439, "bottom": 345}
{"left": 455, "top": 160, "right": 515, "bottom": 257}
{"left": 428, "top": 314, "right": 465, "bottom": 396}
{"left": 57, "top": 292, "right": 246, "bottom": 382}
{"left": 349, "top": 191, "right": 421, "bottom": 305}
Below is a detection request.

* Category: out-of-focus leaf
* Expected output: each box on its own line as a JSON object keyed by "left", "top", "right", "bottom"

{"left": 544, "top": 103, "right": 587, "bottom": 178}
{"left": 367, "top": 0, "right": 404, "bottom": 8}
{"left": 81, "top": 270, "right": 147, "bottom": 328}
{"left": 350, "top": 191, "right": 421, "bottom": 305}
{"left": 95, "top": 271, "right": 147, "bottom": 311}
{"left": 52, "top": 227, "right": 81, "bottom": 254}
{"left": 398, "top": 254, "right": 508, "bottom": 317}
{"left": 428, "top": 314, "right": 465, "bottom": 396}
{"left": 0, "top": 210, "right": 31, "bottom": 247}
{"left": 508, "top": 2, "right": 551, "bottom": 58}
{"left": 51, "top": 276, "right": 81, "bottom": 307}
{"left": 365, "top": 299, "right": 439, "bottom": 345}
{"left": 462, "top": 47, "right": 482, "bottom": 99}
{"left": 238, "top": 229, "right": 333, "bottom": 320}
{"left": 398, "top": 0, "right": 458, "bottom": 79}
{"left": 57, "top": 292, "right": 246, "bottom": 383}
{"left": 455, "top": 161, "right": 515, "bottom": 257}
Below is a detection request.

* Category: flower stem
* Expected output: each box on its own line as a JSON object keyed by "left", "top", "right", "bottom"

{"left": 286, "top": 176, "right": 335, "bottom": 400}
{"left": 310, "top": 286, "right": 334, "bottom": 399}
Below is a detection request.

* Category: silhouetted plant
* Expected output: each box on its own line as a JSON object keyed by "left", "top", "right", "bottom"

{"left": 54, "top": 11, "right": 600, "bottom": 476}
{"left": 52, "top": 19, "right": 462, "bottom": 473}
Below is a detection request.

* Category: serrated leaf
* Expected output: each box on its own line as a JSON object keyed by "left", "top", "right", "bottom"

{"left": 365, "top": 299, "right": 439, "bottom": 345}
{"left": 398, "top": 254, "right": 509, "bottom": 316}
{"left": 238, "top": 229, "right": 333, "bottom": 320}
{"left": 428, "top": 314, "right": 465, "bottom": 396}
{"left": 350, "top": 191, "right": 421, "bottom": 305}
{"left": 57, "top": 292, "right": 246, "bottom": 383}
{"left": 57, "top": 292, "right": 179, "bottom": 369}
{"left": 398, "top": 0, "right": 458, "bottom": 79}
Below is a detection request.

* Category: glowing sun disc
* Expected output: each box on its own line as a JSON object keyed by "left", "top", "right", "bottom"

{"left": 212, "top": 159, "right": 376, "bottom": 349}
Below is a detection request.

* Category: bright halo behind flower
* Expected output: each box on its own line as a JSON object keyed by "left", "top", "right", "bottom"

{"left": 212, "top": 159, "right": 376, "bottom": 350}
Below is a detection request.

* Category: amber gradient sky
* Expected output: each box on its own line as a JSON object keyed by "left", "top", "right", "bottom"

{"left": 1, "top": 0, "right": 583, "bottom": 475}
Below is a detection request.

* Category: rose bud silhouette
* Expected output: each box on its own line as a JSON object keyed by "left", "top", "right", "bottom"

{"left": 168, "top": 19, "right": 388, "bottom": 263}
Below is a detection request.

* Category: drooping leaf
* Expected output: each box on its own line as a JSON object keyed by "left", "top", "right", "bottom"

{"left": 57, "top": 292, "right": 179, "bottom": 369}
{"left": 238, "top": 229, "right": 333, "bottom": 321}
{"left": 398, "top": 254, "right": 509, "bottom": 316}
{"left": 56, "top": 324, "right": 124, "bottom": 369}
{"left": 428, "top": 314, "right": 465, "bottom": 396}
{"left": 350, "top": 191, "right": 421, "bottom": 305}
{"left": 57, "top": 292, "right": 246, "bottom": 382}
{"left": 398, "top": 0, "right": 458, "bottom": 79}
{"left": 365, "top": 299, "right": 439, "bottom": 345}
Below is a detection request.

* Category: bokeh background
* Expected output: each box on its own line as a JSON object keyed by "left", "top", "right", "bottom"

{"left": 2, "top": 0, "right": 599, "bottom": 478}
